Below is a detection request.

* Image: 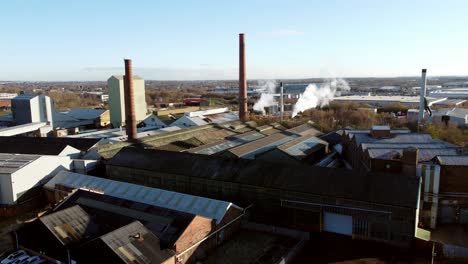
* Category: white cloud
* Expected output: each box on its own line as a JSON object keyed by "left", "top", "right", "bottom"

{"left": 269, "top": 29, "right": 305, "bottom": 37}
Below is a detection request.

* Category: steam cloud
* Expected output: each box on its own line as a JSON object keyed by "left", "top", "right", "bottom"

{"left": 292, "top": 78, "right": 350, "bottom": 118}
{"left": 253, "top": 80, "right": 278, "bottom": 114}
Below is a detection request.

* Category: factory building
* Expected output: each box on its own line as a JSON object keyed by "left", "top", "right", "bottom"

{"left": 341, "top": 126, "right": 468, "bottom": 229}
{"left": 169, "top": 108, "right": 238, "bottom": 128}
{"left": 105, "top": 147, "right": 422, "bottom": 247}
{"left": 429, "top": 88, "right": 468, "bottom": 99}
{"left": 0, "top": 153, "right": 71, "bottom": 204}
{"left": 186, "top": 130, "right": 265, "bottom": 155}
{"left": 30, "top": 171, "right": 244, "bottom": 263}
{"left": 429, "top": 108, "right": 468, "bottom": 128}
{"left": 334, "top": 95, "right": 447, "bottom": 107}
{"left": 108, "top": 75, "right": 147, "bottom": 128}
{"left": 256, "top": 134, "right": 329, "bottom": 165}
{"left": 11, "top": 94, "right": 54, "bottom": 126}
{"left": 223, "top": 132, "right": 299, "bottom": 159}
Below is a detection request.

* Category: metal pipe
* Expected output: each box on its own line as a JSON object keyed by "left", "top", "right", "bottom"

{"left": 418, "top": 69, "right": 427, "bottom": 127}
{"left": 124, "top": 59, "right": 137, "bottom": 141}
{"left": 280, "top": 81, "right": 284, "bottom": 122}
{"left": 239, "top": 33, "right": 248, "bottom": 121}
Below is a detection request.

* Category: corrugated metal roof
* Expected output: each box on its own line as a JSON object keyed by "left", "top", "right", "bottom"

{"left": 352, "top": 133, "right": 435, "bottom": 145}
{"left": 286, "top": 122, "right": 322, "bottom": 137}
{"left": 278, "top": 135, "right": 328, "bottom": 159}
{"left": 40, "top": 205, "right": 95, "bottom": 245}
{"left": 437, "top": 155, "right": 468, "bottom": 166}
{"left": 45, "top": 171, "right": 242, "bottom": 224}
{"left": 107, "top": 147, "right": 421, "bottom": 208}
{"left": 0, "top": 153, "right": 39, "bottom": 174}
{"left": 228, "top": 132, "right": 299, "bottom": 159}
{"left": 361, "top": 142, "right": 456, "bottom": 150}
{"left": 368, "top": 148, "right": 460, "bottom": 161}
{"left": 100, "top": 221, "right": 175, "bottom": 264}
{"left": 187, "top": 131, "right": 265, "bottom": 155}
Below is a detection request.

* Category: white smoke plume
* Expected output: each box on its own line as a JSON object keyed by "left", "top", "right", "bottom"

{"left": 253, "top": 80, "right": 278, "bottom": 114}
{"left": 292, "top": 78, "right": 350, "bottom": 118}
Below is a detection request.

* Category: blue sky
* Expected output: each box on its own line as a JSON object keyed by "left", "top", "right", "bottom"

{"left": 1, "top": 0, "right": 467, "bottom": 81}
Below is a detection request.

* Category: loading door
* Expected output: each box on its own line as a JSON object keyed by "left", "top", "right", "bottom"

{"left": 323, "top": 212, "right": 353, "bottom": 236}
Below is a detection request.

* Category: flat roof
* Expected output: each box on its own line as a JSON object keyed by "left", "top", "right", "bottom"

{"left": 0, "top": 153, "right": 40, "bottom": 174}
{"left": 368, "top": 148, "right": 460, "bottom": 162}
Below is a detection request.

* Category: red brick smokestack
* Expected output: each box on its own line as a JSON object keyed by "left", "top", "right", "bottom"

{"left": 124, "top": 59, "right": 137, "bottom": 141}
{"left": 239, "top": 33, "right": 248, "bottom": 121}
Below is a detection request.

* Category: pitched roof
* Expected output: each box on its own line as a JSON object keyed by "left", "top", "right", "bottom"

{"left": 110, "top": 75, "right": 143, "bottom": 81}
{"left": 436, "top": 155, "right": 468, "bottom": 166}
{"left": 100, "top": 221, "right": 175, "bottom": 264}
{"left": 106, "top": 147, "right": 421, "bottom": 208}
{"left": 45, "top": 171, "right": 242, "bottom": 224}
{"left": 39, "top": 205, "right": 96, "bottom": 245}
{"left": 186, "top": 131, "right": 265, "bottom": 155}
{"left": 0, "top": 136, "right": 100, "bottom": 155}
{"left": 227, "top": 132, "right": 299, "bottom": 159}
{"left": 277, "top": 135, "right": 328, "bottom": 160}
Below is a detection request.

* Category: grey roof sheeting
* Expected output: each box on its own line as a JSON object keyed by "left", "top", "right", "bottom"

{"left": 100, "top": 221, "right": 175, "bottom": 264}
{"left": 436, "top": 155, "right": 468, "bottom": 166}
{"left": 39, "top": 205, "right": 95, "bottom": 245}
{"left": 107, "top": 147, "right": 421, "bottom": 208}
{"left": 277, "top": 135, "right": 328, "bottom": 160}
{"left": 367, "top": 148, "right": 460, "bottom": 162}
{"left": 0, "top": 153, "right": 39, "bottom": 174}
{"left": 187, "top": 131, "right": 265, "bottom": 155}
{"left": 227, "top": 132, "right": 299, "bottom": 159}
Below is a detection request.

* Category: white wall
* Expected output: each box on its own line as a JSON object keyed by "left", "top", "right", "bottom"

{"left": 10, "top": 156, "right": 72, "bottom": 204}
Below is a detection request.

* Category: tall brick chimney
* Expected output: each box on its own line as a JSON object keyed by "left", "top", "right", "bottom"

{"left": 124, "top": 59, "right": 137, "bottom": 141}
{"left": 239, "top": 33, "right": 248, "bottom": 121}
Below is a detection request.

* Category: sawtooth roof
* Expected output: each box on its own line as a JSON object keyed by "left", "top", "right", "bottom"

{"left": 107, "top": 147, "right": 421, "bottom": 208}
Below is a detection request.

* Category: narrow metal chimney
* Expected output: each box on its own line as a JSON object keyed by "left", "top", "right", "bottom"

{"left": 239, "top": 33, "right": 248, "bottom": 121}
{"left": 124, "top": 59, "right": 137, "bottom": 141}
{"left": 280, "top": 81, "right": 284, "bottom": 122}
{"left": 418, "top": 69, "right": 427, "bottom": 127}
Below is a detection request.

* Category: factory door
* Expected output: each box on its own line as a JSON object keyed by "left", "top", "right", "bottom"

{"left": 323, "top": 212, "right": 352, "bottom": 236}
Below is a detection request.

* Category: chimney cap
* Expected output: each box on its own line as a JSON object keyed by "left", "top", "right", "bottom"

{"left": 422, "top": 69, "right": 427, "bottom": 73}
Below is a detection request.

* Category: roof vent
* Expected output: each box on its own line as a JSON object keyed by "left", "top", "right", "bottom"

{"left": 371, "top": 125, "right": 391, "bottom": 138}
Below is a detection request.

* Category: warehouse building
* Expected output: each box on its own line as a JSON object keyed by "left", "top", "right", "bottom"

{"left": 224, "top": 132, "right": 299, "bottom": 159}
{"left": 0, "top": 153, "right": 71, "bottom": 204}
{"left": 105, "top": 147, "right": 422, "bottom": 247}
{"left": 169, "top": 108, "right": 238, "bottom": 128}
{"left": 38, "top": 171, "right": 243, "bottom": 263}
{"left": 256, "top": 134, "right": 329, "bottom": 165}
{"left": 334, "top": 95, "right": 447, "bottom": 107}
{"left": 341, "top": 126, "right": 468, "bottom": 229}
{"left": 186, "top": 130, "right": 265, "bottom": 155}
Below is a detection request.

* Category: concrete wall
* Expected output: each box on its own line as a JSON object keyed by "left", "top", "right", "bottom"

{"left": 10, "top": 156, "right": 71, "bottom": 204}
{"left": 0, "top": 173, "right": 13, "bottom": 205}
{"left": 108, "top": 76, "right": 147, "bottom": 128}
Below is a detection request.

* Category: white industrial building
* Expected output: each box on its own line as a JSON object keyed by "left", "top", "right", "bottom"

{"left": 11, "top": 94, "right": 54, "bottom": 126}
{"left": 0, "top": 93, "right": 18, "bottom": 100}
{"left": 108, "top": 75, "right": 147, "bottom": 128}
{"left": 0, "top": 154, "right": 72, "bottom": 204}
{"left": 429, "top": 88, "right": 468, "bottom": 99}
{"left": 334, "top": 95, "right": 447, "bottom": 107}
{"left": 170, "top": 107, "right": 238, "bottom": 128}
